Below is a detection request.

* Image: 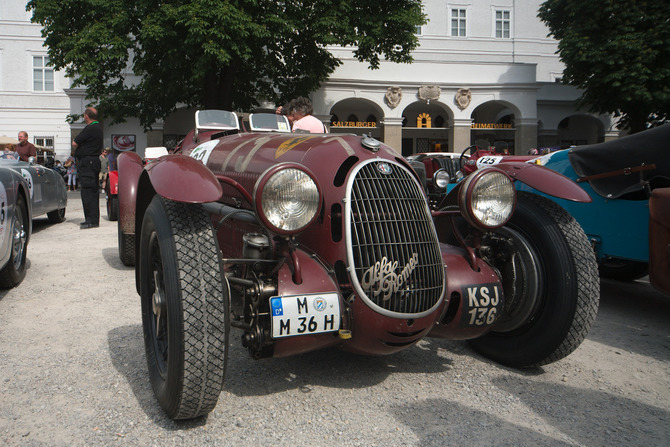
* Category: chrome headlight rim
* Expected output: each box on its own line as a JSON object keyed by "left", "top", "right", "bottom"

{"left": 253, "top": 163, "right": 322, "bottom": 235}
{"left": 432, "top": 168, "right": 451, "bottom": 191}
{"left": 458, "top": 168, "right": 516, "bottom": 230}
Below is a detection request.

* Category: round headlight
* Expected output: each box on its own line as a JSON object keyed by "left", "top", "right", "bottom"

{"left": 459, "top": 168, "right": 515, "bottom": 229}
{"left": 257, "top": 166, "right": 321, "bottom": 234}
{"left": 433, "top": 168, "right": 451, "bottom": 190}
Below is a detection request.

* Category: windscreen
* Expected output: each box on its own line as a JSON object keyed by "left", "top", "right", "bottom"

{"left": 249, "top": 113, "right": 291, "bottom": 132}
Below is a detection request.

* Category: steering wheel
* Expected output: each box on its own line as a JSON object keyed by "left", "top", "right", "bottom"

{"left": 459, "top": 144, "right": 479, "bottom": 167}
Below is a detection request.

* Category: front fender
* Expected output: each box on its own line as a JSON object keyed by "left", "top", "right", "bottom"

{"left": 428, "top": 244, "right": 503, "bottom": 340}
{"left": 495, "top": 162, "right": 592, "bottom": 203}
{"left": 649, "top": 187, "right": 670, "bottom": 295}
{"left": 272, "top": 249, "right": 345, "bottom": 358}
{"left": 145, "top": 154, "right": 223, "bottom": 203}
{"left": 108, "top": 170, "right": 119, "bottom": 195}
{"left": 15, "top": 172, "right": 32, "bottom": 245}
{"left": 118, "top": 151, "right": 144, "bottom": 235}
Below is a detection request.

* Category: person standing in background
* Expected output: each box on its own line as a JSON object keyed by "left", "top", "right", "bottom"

{"left": 72, "top": 107, "right": 103, "bottom": 229}
{"left": 287, "top": 97, "right": 327, "bottom": 133}
{"left": 2, "top": 144, "right": 17, "bottom": 159}
{"left": 108, "top": 148, "right": 117, "bottom": 172}
{"left": 99, "top": 147, "right": 109, "bottom": 189}
{"left": 16, "top": 131, "right": 37, "bottom": 162}
{"left": 64, "top": 154, "right": 77, "bottom": 191}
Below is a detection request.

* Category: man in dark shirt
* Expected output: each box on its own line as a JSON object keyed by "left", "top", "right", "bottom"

{"left": 72, "top": 107, "right": 103, "bottom": 229}
{"left": 16, "top": 131, "right": 37, "bottom": 162}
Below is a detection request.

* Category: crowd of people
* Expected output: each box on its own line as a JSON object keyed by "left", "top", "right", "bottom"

{"left": 3, "top": 107, "right": 108, "bottom": 229}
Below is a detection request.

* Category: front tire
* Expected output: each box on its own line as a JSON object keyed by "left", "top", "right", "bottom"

{"left": 107, "top": 194, "right": 118, "bottom": 221}
{"left": 469, "top": 192, "right": 599, "bottom": 368}
{"left": 139, "top": 196, "right": 229, "bottom": 419}
{"left": 47, "top": 207, "right": 66, "bottom": 223}
{"left": 117, "top": 218, "right": 135, "bottom": 267}
{"left": 0, "top": 194, "right": 29, "bottom": 288}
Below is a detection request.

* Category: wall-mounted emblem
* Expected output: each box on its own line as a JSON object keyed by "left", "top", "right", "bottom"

{"left": 418, "top": 85, "right": 440, "bottom": 104}
{"left": 385, "top": 86, "right": 402, "bottom": 109}
{"left": 455, "top": 88, "right": 472, "bottom": 110}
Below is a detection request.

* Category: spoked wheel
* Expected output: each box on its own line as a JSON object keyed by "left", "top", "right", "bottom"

{"left": 469, "top": 192, "right": 600, "bottom": 368}
{"left": 139, "top": 195, "right": 229, "bottom": 420}
{"left": 0, "top": 194, "right": 29, "bottom": 288}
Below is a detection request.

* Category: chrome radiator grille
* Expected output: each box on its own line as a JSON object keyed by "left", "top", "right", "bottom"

{"left": 346, "top": 160, "right": 445, "bottom": 316}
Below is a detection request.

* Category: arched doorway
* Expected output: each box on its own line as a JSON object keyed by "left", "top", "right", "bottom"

{"left": 470, "top": 101, "right": 519, "bottom": 153}
{"left": 329, "top": 98, "right": 383, "bottom": 139}
{"left": 401, "top": 102, "right": 452, "bottom": 157}
{"left": 556, "top": 114, "right": 605, "bottom": 148}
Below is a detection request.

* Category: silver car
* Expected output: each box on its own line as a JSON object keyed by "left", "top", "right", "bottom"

{"left": 0, "top": 154, "right": 67, "bottom": 288}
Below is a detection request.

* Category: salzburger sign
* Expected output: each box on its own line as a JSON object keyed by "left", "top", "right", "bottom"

{"left": 332, "top": 121, "right": 377, "bottom": 128}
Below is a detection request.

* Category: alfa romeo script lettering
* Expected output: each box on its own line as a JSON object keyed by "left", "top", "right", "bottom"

{"left": 361, "top": 254, "right": 419, "bottom": 301}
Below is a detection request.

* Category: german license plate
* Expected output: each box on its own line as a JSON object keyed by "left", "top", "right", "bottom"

{"left": 270, "top": 293, "right": 340, "bottom": 338}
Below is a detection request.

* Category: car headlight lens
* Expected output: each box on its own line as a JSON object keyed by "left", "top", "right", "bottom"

{"left": 259, "top": 167, "right": 320, "bottom": 234}
{"left": 433, "top": 169, "right": 451, "bottom": 190}
{"left": 459, "top": 168, "right": 515, "bottom": 229}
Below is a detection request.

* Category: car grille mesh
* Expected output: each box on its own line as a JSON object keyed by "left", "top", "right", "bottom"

{"left": 348, "top": 161, "right": 444, "bottom": 315}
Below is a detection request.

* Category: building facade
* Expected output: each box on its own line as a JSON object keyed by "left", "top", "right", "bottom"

{"left": 313, "top": 1, "right": 617, "bottom": 156}
{"left": 0, "top": 1, "right": 71, "bottom": 161}
{"left": 4, "top": 0, "right": 617, "bottom": 159}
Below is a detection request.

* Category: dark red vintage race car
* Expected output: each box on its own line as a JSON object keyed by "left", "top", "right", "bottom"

{"left": 117, "top": 110, "right": 599, "bottom": 420}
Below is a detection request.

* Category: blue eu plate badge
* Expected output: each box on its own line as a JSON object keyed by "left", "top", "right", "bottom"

{"left": 271, "top": 297, "right": 284, "bottom": 317}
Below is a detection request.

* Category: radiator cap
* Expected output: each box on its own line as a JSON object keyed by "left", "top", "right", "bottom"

{"left": 361, "top": 134, "right": 381, "bottom": 152}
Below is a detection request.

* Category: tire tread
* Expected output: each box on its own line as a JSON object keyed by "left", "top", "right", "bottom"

{"left": 522, "top": 193, "right": 600, "bottom": 366}
{"left": 162, "top": 199, "right": 227, "bottom": 419}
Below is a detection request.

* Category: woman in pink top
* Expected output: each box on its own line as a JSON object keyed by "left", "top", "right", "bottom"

{"left": 288, "top": 97, "right": 327, "bottom": 133}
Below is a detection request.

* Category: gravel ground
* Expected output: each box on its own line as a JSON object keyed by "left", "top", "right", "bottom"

{"left": 1, "top": 193, "right": 669, "bottom": 446}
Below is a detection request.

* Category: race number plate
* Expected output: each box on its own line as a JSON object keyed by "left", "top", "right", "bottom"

{"left": 270, "top": 293, "right": 340, "bottom": 338}
{"left": 460, "top": 283, "right": 503, "bottom": 327}
{"left": 475, "top": 155, "right": 503, "bottom": 168}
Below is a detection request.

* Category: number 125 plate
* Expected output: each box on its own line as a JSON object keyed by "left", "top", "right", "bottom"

{"left": 270, "top": 293, "right": 340, "bottom": 338}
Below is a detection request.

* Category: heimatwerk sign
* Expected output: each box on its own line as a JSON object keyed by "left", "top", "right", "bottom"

{"left": 471, "top": 123, "right": 514, "bottom": 129}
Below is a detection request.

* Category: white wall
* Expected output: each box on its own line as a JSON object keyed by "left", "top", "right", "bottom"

{"left": 0, "top": 1, "right": 71, "bottom": 161}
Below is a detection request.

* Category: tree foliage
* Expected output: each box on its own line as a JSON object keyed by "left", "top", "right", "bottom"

{"left": 538, "top": 0, "right": 670, "bottom": 133}
{"left": 28, "top": 0, "right": 426, "bottom": 128}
